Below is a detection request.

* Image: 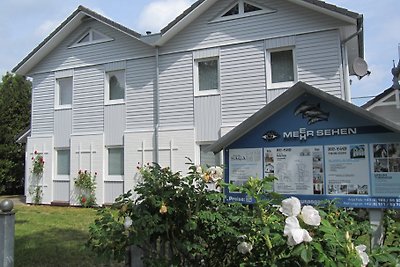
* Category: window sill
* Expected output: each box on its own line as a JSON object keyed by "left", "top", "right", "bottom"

{"left": 267, "top": 81, "right": 295, "bottom": 90}
{"left": 195, "top": 89, "right": 220, "bottom": 97}
{"left": 105, "top": 100, "right": 125, "bottom": 106}
{"left": 55, "top": 105, "right": 72, "bottom": 110}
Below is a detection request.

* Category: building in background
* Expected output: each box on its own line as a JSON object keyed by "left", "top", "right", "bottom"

{"left": 13, "top": 0, "right": 364, "bottom": 205}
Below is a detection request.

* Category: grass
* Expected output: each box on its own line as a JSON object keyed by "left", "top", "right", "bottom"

{"left": 14, "top": 205, "right": 122, "bottom": 267}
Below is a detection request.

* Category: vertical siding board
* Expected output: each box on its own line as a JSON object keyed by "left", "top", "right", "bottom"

{"left": 160, "top": 0, "right": 347, "bottom": 53}
{"left": 30, "top": 20, "right": 154, "bottom": 74}
{"left": 73, "top": 66, "right": 104, "bottom": 133}
{"left": 104, "top": 181, "right": 124, "bottom": 204}
{"left": 158, "top": 53, "right": 194, "bottom": 128}
{"left": 31, "top": 73, "right": 55, "bottom": 135}
{"left": 105, "top": 104, "right": 125, "bottom": 145}
{"left": 220, "top": 42, "right": 266, "bottom": 126}
{"left": 194, "top": 95, "right": 221, "bottom": 141}
{"left": 126, "top": 58, "right": 155, "bottom": 130}
{"left": 53, "top": 181, "right": 70, "bottom": 202}
{"left": 54, "top": 109, "right": 72, "bottom": 147}
{"left": 296, "top": 30, "right": 342, "bottom": 96}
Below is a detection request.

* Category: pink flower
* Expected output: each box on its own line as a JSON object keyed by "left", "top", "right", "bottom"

{"left": 81, "top": 197, "right": 86, "bottom": 203}
{"left": 34, "top": 150, "right": 37, "bottom": 154}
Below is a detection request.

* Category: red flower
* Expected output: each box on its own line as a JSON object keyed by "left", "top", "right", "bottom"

{"left": 31, "top": 157, "right": 34, "bottom": 160}
{"left": 34, "top": 150, "right": 37, "bottom": 154}
{"left": 81, "top": 197, "right": 86, "bottom": 203}
{"left": 94, "top": 172, "right": 98, "bottom": 176}
{"left": 84, "top": 170, "right": 87, "bottom": 174}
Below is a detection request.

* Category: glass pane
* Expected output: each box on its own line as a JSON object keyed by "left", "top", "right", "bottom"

{"left": 222, "top": 4, "right": 239, "bottom": 16}
{"left": 57, "top": 150, "right": 70, "bottom": 175}
{"left": 108, "top": 148, "right": 124, "bottom": 175}
{"left": 200, "top": 145, "right": 220, "bottom": 167}
{"left": 244, "top": 3, "right": 262, "bottom": 13}
{"left": 271, "top": 50, "right": 294, "bottom": 83}
{"left": 198, "top": 60, "right": 218, "bottom": 91}
{"left": 58, "top": 77, "right": 72, "bottom": 105}
{"left": 78, "top": 33, "right": 90, "bottom": 43}
{"left": 92, "top": 31, "right": 104, "bottom": 41}
{"left": 108, "top": 70, "right": 125, "bottom": 100}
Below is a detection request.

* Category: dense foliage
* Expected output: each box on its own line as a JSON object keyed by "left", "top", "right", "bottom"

{"left": 0, "top": 73, "right": 31, "bottom": 194}
{"left": 74, "top": 170, "right": 97, "bottom": 207}
{"left": 88, "top": 163, "right": 400, "bottom": 266}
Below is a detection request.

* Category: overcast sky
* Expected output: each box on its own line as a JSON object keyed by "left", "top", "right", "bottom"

{"left": 0, "top": 0, "right": 399, "bottom": 105}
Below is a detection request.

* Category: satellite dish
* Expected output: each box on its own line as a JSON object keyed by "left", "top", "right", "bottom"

{"left": 353, "top": 57, "right": 369, "bottom": 77}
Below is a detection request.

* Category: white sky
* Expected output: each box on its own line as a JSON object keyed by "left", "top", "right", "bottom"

{"left": 0, "top": 0, "right": 399, "bottom": 105}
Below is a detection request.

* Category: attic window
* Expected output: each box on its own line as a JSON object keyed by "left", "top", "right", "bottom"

{"left": 71, "top": 29, "right": 113, "bottom": 48}
{"left": 216, "top": 0, "right": 275, "bottom": 21}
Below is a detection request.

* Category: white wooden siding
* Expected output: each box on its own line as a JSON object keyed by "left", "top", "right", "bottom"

{"left": 31, "top": 73, "right": 55, "bottom": 136}
{"left": 105, "top": 104, "right": 125, "bottom": 146}
{"left": 53, "top": 181, "right": 70, "bottom": 202}
{"left": 126, "top": 58, "right": 155, "bottom": 130}
{"left": 30, "top": 20, "right": 154, "bottom": 74}
{"left": 160, "top": 0, "right": 347, "bottom": 54}
{"left": 158, "top": 53, "right": 194, "bottom": 128}
{"left": 104, "top": 181, "right": 124, "bottom": 204}
{"left": 296, "top": 30, "right": 342, "bottom": 97}
{"left": 54, "top": 109, "right": 72, "bottom": 147}
{"left": 195, "top": 95, "right": 221, "bottom": 141}
{"left": 73, "top": 66, "right": 104, "bottom": 133}
{"left": 220, "top": 41, "right": 266, "bottom": 126}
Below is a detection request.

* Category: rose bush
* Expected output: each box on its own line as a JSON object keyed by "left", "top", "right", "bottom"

{"left": 87, "top": 163, "right": 400, "bottom": 266}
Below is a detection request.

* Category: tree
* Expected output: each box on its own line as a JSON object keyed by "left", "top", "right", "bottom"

{"left": 0, "top": 73, "right": 31, "bottom": 194}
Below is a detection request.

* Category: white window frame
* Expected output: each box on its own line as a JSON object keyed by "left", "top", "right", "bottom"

{"left": 69, "top": 28, "right": 113, "bottom": 48}
{"left": 266, "top": 47, "right": 297, "bottom": 89}
{"left": 196, "top": 142, "right": 223, "bottom": 167}
{"left": 104, "top": 69, "right": 126, "bottom": 105}
{"left": 55, "top": 148, "right": 70, "bottom": 181}
{"left": 55, "top": 76, "right": 73, "bottom": 110}
{"left": 194, "top": 57, "right": 220, "bottom": 97}
{"left": 106, "top": 146, "right": 124, "bottom": 181}
{"left": 213, "top": 0, "right": 275, "bottom": 22}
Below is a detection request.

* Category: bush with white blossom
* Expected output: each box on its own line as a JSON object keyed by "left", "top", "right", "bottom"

{"left": 87, "top": 163, "right": 400, "bottom": 266}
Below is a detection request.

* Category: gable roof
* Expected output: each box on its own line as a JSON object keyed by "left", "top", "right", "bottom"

{"left": 12, "top": 5, "right": 147, "bottom": 75}
{"left": 208, "top": 81, "right": 400, "bottom": 153}
{"left": 361, "top": 87, "right": 396, "bottom": 109}
{"left": 157, "top": 0, "right": 363, "bottom": 51}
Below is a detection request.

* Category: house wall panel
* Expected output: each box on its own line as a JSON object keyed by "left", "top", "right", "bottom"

{"left": 31, "top": 73, "right": 55, "bottom": 136}
{"left": 160, "top": 0, "right": 347, "bottom": 54}
{"left": 105, "top": 104, "right": 125, "bottom": 146}
{"left": 53, "top": 181, "right": 70, "bottom": 202}
{"left": 126, "top": 58, "right": 155, "bottom": 130}
{"left": 158, "top": 53, "right": 194, "bottom": 128}
{"left": 30, "top": 20, "right": 154, "bottom": 74}
{"left": 194, "top": 95, "right": 221, "bottom": 141}
{"left": 220, "top": 41, "right": 266, "bottom": 126}
{"left": 104, "top": 181, "right": 124, "bottom": 204}
{"left": 54, "top": 109, "right": 72, "bottom": 147}
{"left": 73, "top": 66, "right": 104, "bottom": 133}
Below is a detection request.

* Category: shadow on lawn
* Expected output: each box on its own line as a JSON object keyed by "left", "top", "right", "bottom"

{"left": 15, "top": 227, "right": 123, "bottom": 267}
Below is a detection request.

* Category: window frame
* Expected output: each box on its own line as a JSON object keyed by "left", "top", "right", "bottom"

{"left": 266, "top": 47, "right": 297, "bottom": 89}
{"left": 194, "top": 57, "right": 220, "bottom": 97}
{"left": 104, "top": 69, "right": 126, "bottom": 105}
{"left": 213, "top": 0, "right": 275, "bottom": 22}
{"left": 107, "top": 146, "right": 124, "bottom": 180}
{"left": 69, "top": 28, "right": 113, "bottom": 48}
{"left": 55, "top": 76, "right": 73, "bottom": 110}
{"left": 197, "top": 143, "right": 222, "bottom": 167}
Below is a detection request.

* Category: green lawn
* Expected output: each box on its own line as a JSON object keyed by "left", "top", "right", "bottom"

{"left": 14, "top": 205, "right": 122, "bottom": 267}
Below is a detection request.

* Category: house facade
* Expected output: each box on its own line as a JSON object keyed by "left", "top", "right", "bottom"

{"left": 13, "top": 0, "right": 364, "bottom": 205}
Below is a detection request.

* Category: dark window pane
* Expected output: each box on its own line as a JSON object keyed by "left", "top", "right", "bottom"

{"left": 244, "top": 3, "right": 262, "bottom": 13}
{"left": 271, "top": 50, "right": 294, "bottom": 83}
{"left": 198, "top": 60, "right": 218, "bottom": 91}
{"left": 222, "top": 4, "right": 239, "bottom": 16}
{"left": 108, "top": 148, "right": 124, "bottom": 175}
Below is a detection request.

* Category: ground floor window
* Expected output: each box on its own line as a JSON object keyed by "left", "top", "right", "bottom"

{"left": 108, "top": 147, "right": 124, "bottom": 175}
{"left": 57, "top": 149, "right": 70, "bottom": 175}
{"left": 199, "top": 144, "right": 221, "bottom": 167}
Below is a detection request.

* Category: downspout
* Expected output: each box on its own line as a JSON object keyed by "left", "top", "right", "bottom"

{"left": 155, "top": 46, "right": 160, "bottom": 163}
{"left": 340, "top": 16, "right": 364, "bottom": 103}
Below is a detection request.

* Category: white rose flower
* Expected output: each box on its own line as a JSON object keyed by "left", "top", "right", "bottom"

{"left": 284, "top": 216, "right": 313, "bottom": 246}
{"left": 195, "top": 165, "right": 202, "bottom": 174}
{"left": 355, "top": 244, "right": 369, "bottom": 267}
{"left": 300, "top": 205, "right": 321, "bottom": 226}
{"left": 237, "top": 241, "right": 253, "bottom": 254}
{"left": 124, "top": 216, "right": 133, "bottom": 229}
{"left": 279, "top": 197, "right": 301, "bottom": 217}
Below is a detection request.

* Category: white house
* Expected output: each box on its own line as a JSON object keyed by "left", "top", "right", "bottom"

{"left": 13, "top": 0, "right": 364, "bottom": 205}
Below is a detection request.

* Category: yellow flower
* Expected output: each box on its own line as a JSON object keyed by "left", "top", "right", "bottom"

{"left": 159, "top": 203, "right": 168, "bottom": 214}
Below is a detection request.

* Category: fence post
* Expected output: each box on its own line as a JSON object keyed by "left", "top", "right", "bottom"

{"left": 0, "top": 200, "right": 15, "bottom": 267}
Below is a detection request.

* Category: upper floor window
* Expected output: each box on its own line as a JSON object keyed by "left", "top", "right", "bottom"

{"left": 70, "top": 29, "right": 113, "bottom": 48}
{"left": 56, "top": 77, "right": 72, "bottom": 109}
{"left": 266, "top": 48, "right": 297, "bottom": 89}
{"left": 217, "top": 0, "right": 274, "bottom": 21}
{"left": 105, "top": 70, "right": 125, "bottom": 104}
{"left": 194, "top": 57, "right": 219, "bottom": 96}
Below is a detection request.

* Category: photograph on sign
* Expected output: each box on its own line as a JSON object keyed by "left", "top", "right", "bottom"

{"left": 324, "top": 144, "right": 369, "bottom": 196}
{"left": 371, "top": 143, "right": 400, "bottom": 197}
